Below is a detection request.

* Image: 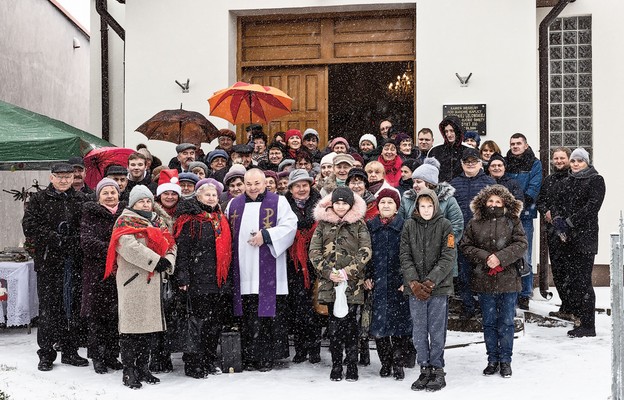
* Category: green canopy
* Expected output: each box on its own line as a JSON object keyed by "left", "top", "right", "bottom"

{"left": 0, "top": 100, "right": 113, "bottom": 162}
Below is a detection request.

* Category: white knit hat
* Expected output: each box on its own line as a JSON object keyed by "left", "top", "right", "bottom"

{"left": 320, "top": 152, "right": 337, "bottom": 166}
{"left": 359, "top": 134, "right": 377, "bottom": 149}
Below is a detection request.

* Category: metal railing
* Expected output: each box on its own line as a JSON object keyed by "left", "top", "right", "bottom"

{"left": 612, "top": 211, "right": 624, "bottom": 400}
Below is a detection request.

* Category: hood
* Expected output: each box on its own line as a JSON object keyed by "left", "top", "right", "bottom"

{"left": 435, "top": 182, "right": 455, "bottom": 201}
{"left": 313, "top": 192, "right": 367, "bottom": 224}
{"left": 411, "top": 188, "right": 440, "bottom": 219}
{"left": 469, "top": 184, "right": 523, "bottom": 221}
{"left": 438, "top": 116, "right": 464, "bottom": 147}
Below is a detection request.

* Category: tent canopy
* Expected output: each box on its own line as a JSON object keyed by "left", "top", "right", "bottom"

{"left": 0, "top": 100, "right": 113, "bottom": 162}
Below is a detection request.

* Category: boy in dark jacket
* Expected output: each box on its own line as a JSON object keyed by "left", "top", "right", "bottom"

{"left": 399, "top": 189, "right": 455, "bottom": 392}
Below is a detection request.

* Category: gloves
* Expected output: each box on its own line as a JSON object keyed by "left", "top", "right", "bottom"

{"left": 410, "top": 281, "right": 433, "bottom": 301}
{"left": 552, "top": 217, "right": 569, "bottom": 235}
{"left": 487, "top": 265, "right": 504, "bottom": 276}
{"left": 154, "top": 258, "right": 171, "bottom": 273}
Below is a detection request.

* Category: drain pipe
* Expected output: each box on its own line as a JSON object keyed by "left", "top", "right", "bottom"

{"left": 537, "top": 0, "right": 574, "bottom": 300}
{"left": 95, "top": 0, "right": 125, "bottom": 142}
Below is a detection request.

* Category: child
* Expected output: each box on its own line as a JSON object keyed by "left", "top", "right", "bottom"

{"left": 309, "top": 187, "right": 372, "bottom": 382}
{"left": 399, "top": 188, "right": 455, "bottom": 392}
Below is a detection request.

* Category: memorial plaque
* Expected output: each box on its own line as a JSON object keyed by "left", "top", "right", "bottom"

{"left": 442, "top": 104, "right": 487, "bottom": 135}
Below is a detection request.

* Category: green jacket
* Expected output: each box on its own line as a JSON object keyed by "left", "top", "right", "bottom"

{"left": 399, "top": 189, "right": 455, "bottom": 297}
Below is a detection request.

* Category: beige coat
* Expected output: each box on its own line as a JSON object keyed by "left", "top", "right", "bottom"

{"left": 115, "top": 208, "right": 176, "bottom": 334}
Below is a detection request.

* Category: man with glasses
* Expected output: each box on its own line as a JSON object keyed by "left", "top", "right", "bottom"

{"left": 22, "top": 163, "right": 88, "bottom": 371}
{"left": 504, "top": 133, "right": 542, "bottom": 310}
{"left": 450, "top": 148, "right": 496, "bottom": 319}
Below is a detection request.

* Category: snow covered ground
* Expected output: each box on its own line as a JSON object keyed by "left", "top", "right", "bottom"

{"left": 0, "top": 288, "right": 613, "bottom": 400}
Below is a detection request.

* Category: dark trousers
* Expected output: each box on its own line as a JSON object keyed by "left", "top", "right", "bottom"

{"left": 327, "top": 303, "right": 359, "bottom": 366}
{"left": 120, "top": 333, "right": 155, "bottom": 371}
{"left": 549, "top": 244, "right": 573, "bottom": 314}
{"left": 183, "top": 293, "right": 228, "bottom": 368}
{"left": 375, "top": 336, "right": 409, "bottom": 367}
{"left": 36, "top": 268, "right": 80, "bottom": 361}
{"left": 88, "top": 314, "right": 119, "bottom": 362}
{"left": 564, "top": 252, "right": 596, "bottom": 328}
{"left": 287, "top": 278, "right": 321, "bottom": 358}
{"left": 240, "top": 294, "right": 289, "bottom": 364}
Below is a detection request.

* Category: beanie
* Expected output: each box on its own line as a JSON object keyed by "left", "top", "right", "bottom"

{"left": 320, "top": 152, "right": 337, "bottom": 166}
{"left": 488, "top": 152, "right": 507, "bottom": 168}
{"left": 346, "top": 168, "right": 369, "bottom": 189}
{"left": 359, "top": 134, "right": 377, "bottom": 149}
{"left": 570, "top": 147, "right": 590, "bottom": 164}
{"left": 377, "top": 188, "right": 401, "bottom": 209}
{"left": 401, "top": 158, "right": 421, "bottom": 173}
{"left": 330, "top": 137, "right": 350, "bottom": 150}
{"left": 195, "top": 178, "right": 224, "bottom": 198}
{"left": 224, "top": 164, "right": 246, "bottom": 186}
{"left": 411, "top": 157, "right": 440, "bottom": 185}
{"left": 129, "top": 185, "right": 154, "bottom": 208}
{"left": 302, "top": 128, "right": 319, "bottom": 141}
{"left": 96, "top": 178, "right": 119, "bottom": 200}
{"left": 331, "top": 186, "right": 355, "bottom": 208}
{"left": 188, "top": 161, "right": 209, "bottom": 176}
{"left": 285, "top": 129, "right": 302, "bottom": 143}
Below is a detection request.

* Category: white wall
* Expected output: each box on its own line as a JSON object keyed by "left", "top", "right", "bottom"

{"left": 537, "top": 1, "right": 624, "bottom": 264}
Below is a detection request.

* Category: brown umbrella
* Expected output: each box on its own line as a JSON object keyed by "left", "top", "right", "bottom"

{"left": 135, "top": 107, "right": 219, "bottom": 144}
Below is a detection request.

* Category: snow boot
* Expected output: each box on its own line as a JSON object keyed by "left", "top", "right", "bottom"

{"left": 483, "top": 362, "right": 500, "bottom": 376}
{"left": 499, "top": 362, "right": 512, "bottom": 378}
{"left": 425, "top": 367, "right": 446, "bottom": 391}
{"left": 345, "top": 364, "right": 359, "bottom": 382}
{"left": 567, "top": 326, "right": 596, "bottom": 338}
{"left": 411, "top": 366, "right": 431, "bottom": 391}
{"left": 358, "top": 338, "right": 370, "bottom": 366}
{"left": 122, "top": 367, "right": 142, "bottom": 389}
{"left": 376, "top": 338, "right": 392, "bottom": 377}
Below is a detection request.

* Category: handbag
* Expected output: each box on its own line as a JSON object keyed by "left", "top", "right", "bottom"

{"left": 514, "top": 257, "right": 531, "bottom": 278}
{"left": 312, "top": 279, "right": 328, "bottom": 316}
{"left": 161, "top": 275, "right": 174, "bottom": 305}
{"left": 169, "top": 294, "right": 204, "bottom": 354}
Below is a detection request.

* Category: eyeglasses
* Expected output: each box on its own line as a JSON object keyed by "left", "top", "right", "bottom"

{"left": 462, "top": 159, "right": 480, "bottom": 166}
{"left": 349, "top": 181, "right": 365, "bottom": 187}
{"left": 52, "top": 174, "right": 73, "bottom": 182}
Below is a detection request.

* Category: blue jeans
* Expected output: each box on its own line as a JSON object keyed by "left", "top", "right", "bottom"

{"left": 409, "top": 295, "right": 449, "bottom": 368}
{"left": 520, "top": 219, "right": 534, "bottom": 298}
{"left": 478, "top": 293, "right": 517, "bottom": 363}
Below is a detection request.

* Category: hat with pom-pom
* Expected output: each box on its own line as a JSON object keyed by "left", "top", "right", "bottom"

{"left": 411, "top": 157, "right": 440, "bottom": 185}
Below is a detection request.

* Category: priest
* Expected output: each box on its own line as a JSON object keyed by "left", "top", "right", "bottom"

{"left": 226, "top": 168, "right": 297, "bottom": 372}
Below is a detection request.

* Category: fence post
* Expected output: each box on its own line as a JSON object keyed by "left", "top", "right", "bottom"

{"left": 612, "top": 212, "right": 624, "bottom": 400}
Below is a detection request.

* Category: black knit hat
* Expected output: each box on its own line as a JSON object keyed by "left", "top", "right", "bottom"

{"left": 331, "top": 186, "right": 355, "bottom": 208}
{"left": 346, "top": 168, "right": 369, "bottom": 189}
{"left": 488, "top": 152, "right": 506, "bottom": 167}
{"left": 401, "top": 158, "right": 421, "bottom": 173}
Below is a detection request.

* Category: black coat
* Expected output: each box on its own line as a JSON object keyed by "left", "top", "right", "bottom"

{"left": 174, "top": 198, "right": 230, "bottom": 296}
{"left": 22, "top": 185, "right": 86, "bottom": 272}
{"left": 80, "top": 201, "right": 126, "bottom": 318}
{"left": 536, "top": 167, "right": 570, "bottom": 250}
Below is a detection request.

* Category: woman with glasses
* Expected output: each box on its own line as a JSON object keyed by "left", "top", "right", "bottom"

{"left": 485, "top": 153, "right": 524, "bottom": 202}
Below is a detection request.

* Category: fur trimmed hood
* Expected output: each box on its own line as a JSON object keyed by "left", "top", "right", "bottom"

{"left": 314, "top": 192, "right": 367, "bottom": 224}
{"left": 469, "top": 184, "right": 523, "bottom": 221}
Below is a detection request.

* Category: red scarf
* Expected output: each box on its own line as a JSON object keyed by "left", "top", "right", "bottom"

{"left": 173, "top": 212, "right": 232, "bottom": 287}
{"left": 289, "top": 221, "right": 317, "bottom": 289}
{"left": 104, "top": 216, "right": 176, "bottom": 280}
{"left": 378, "top": 155, "right": 402, "bottom": 188}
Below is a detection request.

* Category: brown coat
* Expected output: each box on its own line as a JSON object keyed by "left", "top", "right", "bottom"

{"left": 460, "top": 185, "right": 527, "bottom": 293}
{"left": 115, "top": 208, "right": 176, "bottom": 334}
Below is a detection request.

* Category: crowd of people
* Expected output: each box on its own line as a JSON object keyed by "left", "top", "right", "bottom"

{"left": 21, "top": 117, "right": 605, "bottom": 392}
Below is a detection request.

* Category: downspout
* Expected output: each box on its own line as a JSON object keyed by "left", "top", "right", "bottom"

{"left": 537, "top": 0, "right": 574, "bottom": 300}
{"left": 95, "top": 0, "right": 125, "bottom": 142}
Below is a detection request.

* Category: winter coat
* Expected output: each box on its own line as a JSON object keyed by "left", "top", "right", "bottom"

{"left": 399, "top": 189, "right": 455, "bottom": 297}
{"left": 114, "top": 208, "right": 177, "bottom": 334}
{"left": 366, "top": 215, "right": 412, "bottom": 337}
{"left": 126, "top": 173, "right": 153, "bottom": 193}
{"left": 450, "top": 170, "right": 496, "bottom": 222}
{"left": 309, "top": 194, "right": 372, "bottom": 305}
{"left": 536, "top": 167, "right": 570, "bottom": 250}
{"left": 460, "top": 185, "right": 528, "bottom": 293}
{"left": 505, "top": 147, "right": 542, "bottom": 220}
{"left": 493, "top": 175, "right": 524, "bottom": 203}
{"left": 174, "top": 198, "right": 231, "bottom": 296}
{"left": 427, "top": 116, "right": 468, "bottom": 182}
{"left": 398, "top": 182, "right": 464, "bottom": 243}
{"left": 80, "top": 200, "right": 126, "bottom": 318}
{"left": 551, "top": 166, "right": 605, "bottom": 254}
{"left": 22, "top": 184, "right": 86, "bottom": 272}
{"left": 319, "top": 173, "right": 339, "bottom": 197}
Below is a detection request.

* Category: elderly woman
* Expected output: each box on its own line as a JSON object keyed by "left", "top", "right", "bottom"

{"left": 105, "top": 185, "right": 177, "bottom": 389}
{"left": 205, "top": 149, "right": 230, "bottom": 184}
{"left": 173, "top": 178, "right": 232, "bottom": 378}
{"left": 377, "top": 139, "right": 402, "bottom": 188}
{"left": 549, "top": 148, "right": 605, "bottom": 338}
{"left": 259, "top": 141, "right": 286, "bottom": 172}
{"left": 364, "top": 160, "right": 398, "bottom": 198}
{"left": 80, "top": 178, "right": 126, "bottom": 374}
{"left": 460, "top": 185, "right": 527, "bottom": 378}
{"left": 347, "top": 168, "right": 378, "bottom": 222}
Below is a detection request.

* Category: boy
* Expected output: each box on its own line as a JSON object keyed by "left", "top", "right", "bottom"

{"left": 399, "top": 189, "right": 455, "bottom": 392}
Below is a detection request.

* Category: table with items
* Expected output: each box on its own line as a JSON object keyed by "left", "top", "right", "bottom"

{"left": 0, "top": 260, "right": 38, "bottom": 328}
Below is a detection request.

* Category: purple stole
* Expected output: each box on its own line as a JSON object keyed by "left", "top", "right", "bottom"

{"left": 229, "top": 191, "right": 279, "bottom": 317}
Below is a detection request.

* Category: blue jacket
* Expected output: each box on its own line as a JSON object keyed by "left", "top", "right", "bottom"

{"left": 505, "top": 147, "right": 542, "bottom": 220}
{"left": 450, "top": 170, "right": 496, "bottom": 223}
{"left": 366, "top": 215, "right": 412, "bottom": 337}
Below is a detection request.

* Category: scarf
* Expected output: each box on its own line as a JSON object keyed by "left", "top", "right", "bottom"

{"left": 104, "top": 215, "right": 176, "bottom": 281}
{"left": 289, "top": 221, "right": 317, "bottom": 289}
{"left": 173, "top": 210, "right": 232, "bottom": 287}
{"left": 378, "top": 155, "right": 402, "bottom": 187}
{"left": 102, "top": 203, "right": 119, "bottom": 214}
{"left": 368, "top": 180, "right": 384, "bottom": 194}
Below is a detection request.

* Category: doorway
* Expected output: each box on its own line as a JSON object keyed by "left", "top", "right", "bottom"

{"left": 327, "top": 61, "right": 414, "bottom": 146}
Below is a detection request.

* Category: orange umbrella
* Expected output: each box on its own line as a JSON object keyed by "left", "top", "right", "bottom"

{"left": 208, "top": 81, "right": 292, "bottom": 125}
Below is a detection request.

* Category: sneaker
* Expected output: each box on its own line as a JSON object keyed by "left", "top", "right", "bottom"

{"left": 330, "top": 365, "right": 343, "bottom": 381}
{"left": 61, "top": 353, "right": 89, "bottom": 367}
{"left": 37, "top": 360, "right": 53, "bottom": 372}
{"left": 483, "top": 362, "right": 499, "bottom": 376}
{"left": 425, "top": 367, "right": 446, "bottom": 391}
{"left": 518, "top": 297, "right": 530, "bottom": 310}
{"left": 411, "top": 366, "right": 431, "bottom": 391}
{"left": 379, "top": 364, "right": 392, "bottom": 377}
{"left": 393, "top": 365, "right": 405, "bottom": 381}
{"left": 499, "top": 362, "right": 512, "bottom": 378}
{"left": 345, "top": 365, "right": 358, "bottom": 382}
{"left": 567, "top": 326, "right": 596, "bottom": 338}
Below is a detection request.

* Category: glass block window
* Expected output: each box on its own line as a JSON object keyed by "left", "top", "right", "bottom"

{"left": 548, "top": 16, "right": 592, "bottom": 165}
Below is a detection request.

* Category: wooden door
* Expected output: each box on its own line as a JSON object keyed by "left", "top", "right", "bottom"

{"left": 241, "top": 66, "right": 329, "bottom": 147}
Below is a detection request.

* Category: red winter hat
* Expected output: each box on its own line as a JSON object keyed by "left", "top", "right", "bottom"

{"left": 157, "top": 169, "right": 181, "bottom": 196}
{"left": 285, "top": 129, "right": 302, "bottom": 142}
{"left": 376, "top": 188, "right": 400, "bottom": 209}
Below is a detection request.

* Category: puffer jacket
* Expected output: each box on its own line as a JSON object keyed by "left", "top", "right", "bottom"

{"left": 399, "top": 189, "right": 455, "bottom": 297}
{"left": 450, "top": 170, "right": 496, "bottom": 222}
{"left": 460, "top": 185, "right": 528, "bottom": 293}
{"left": 309, "top": 193, "right": 372, "bottom": 305}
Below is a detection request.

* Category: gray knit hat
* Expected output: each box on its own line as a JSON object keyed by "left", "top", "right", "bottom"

{"left": 128, "top": 185, "right": 154, "bottom": 208}
{"left": 570, "top": 147, "right": 590, "bottom": 164}
{"left": 188, "top": 161, "right": 209, "bottom": 177}
{"left": 411, "top": 157, "right": 440, "bottom": 185}
{"left": 96, "top": 178, "right": 119, "bottom": 200}
{"left": 288, "top": 169, "right": 314, "bottom": 188}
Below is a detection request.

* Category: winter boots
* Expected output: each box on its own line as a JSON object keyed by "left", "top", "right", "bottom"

{"left": 499, "top": 362, "right": 512, "bottom": 378}
{"left": 483, "top": 362, "right": 500, "bottom": 376}
{"left": 358, "top": 338, "right": 370, "bottom": 366}
{"left": 425, "top": 367, "right": 446, "bottom": 391}
{"left": 411, "top": 366, "right": 431, "bottom": 391}
{"left": 122, "top": 367, "right": 142, "bottom": 389}
{"left": 567, "top": 326, "right": 596, "bottom": 338}
{"left": 330, "top": 362, "right": 343, "bottom": 381}
{"left": 345, "top": 364, "right": 358, "bottom": 382}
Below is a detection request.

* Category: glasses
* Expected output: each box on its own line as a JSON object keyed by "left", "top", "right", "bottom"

{"left": 52, "top": 174, "right": 73, "bottom": 182}
{"left": 349, "top": 181, "right": 365, "bottom": 187}
{"left": 462, "top": 159, "right": 480, "bottom": 166}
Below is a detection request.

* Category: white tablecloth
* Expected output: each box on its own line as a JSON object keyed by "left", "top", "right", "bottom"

{"left": 0, "top": 260, "right": 39, "bottom": 326}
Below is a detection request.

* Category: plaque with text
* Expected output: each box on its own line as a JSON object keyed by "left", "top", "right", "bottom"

{"left": 442, "top": 104, "right": 486, "bottom": 135}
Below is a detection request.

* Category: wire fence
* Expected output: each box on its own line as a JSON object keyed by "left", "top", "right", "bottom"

{"left": 611, "top": 211, "right": 624, "bottom": 400}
